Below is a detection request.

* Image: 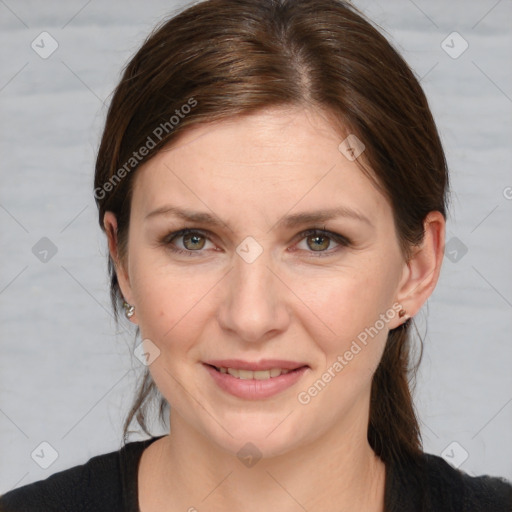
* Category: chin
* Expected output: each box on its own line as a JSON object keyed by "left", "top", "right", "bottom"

{"left": 203, "top": 415, "right": 307, "bottom": 462}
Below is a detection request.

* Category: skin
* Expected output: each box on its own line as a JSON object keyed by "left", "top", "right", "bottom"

{"left": 104, "top": 105, "right": 445, "bottom": 512}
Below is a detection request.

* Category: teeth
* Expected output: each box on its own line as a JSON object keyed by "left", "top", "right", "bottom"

{"left": 219, "top": 367, "right": 292, "bottom": 379}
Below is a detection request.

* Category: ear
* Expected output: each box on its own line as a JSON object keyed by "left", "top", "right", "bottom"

{"left": 392, "top": 211, "right": 446, "bottom": 327}
{"left": 103, "top": 211, "right": 136, "bottom": 322}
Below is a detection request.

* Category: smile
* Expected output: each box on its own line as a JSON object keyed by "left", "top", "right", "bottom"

{"left": 203, "top": 362, "right": 310, "bottom": 400}
{"left": 212, "top": 366, "right": 292, "bottom": 379}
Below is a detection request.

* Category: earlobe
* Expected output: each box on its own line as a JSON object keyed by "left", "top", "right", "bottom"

{"left": 394, "top": 211, "right": 446, "bottom": 323}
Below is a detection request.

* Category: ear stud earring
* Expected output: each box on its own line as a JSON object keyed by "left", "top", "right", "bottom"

{"left": 398, "top": 308, "right": 409, "bottom": 325}
{"left": 122, "top": 301, "right": 135, "bottom": 319}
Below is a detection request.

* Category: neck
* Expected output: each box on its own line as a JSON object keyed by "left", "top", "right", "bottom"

{"left": 146, "top": 412, "right": 386, "bottom": 512}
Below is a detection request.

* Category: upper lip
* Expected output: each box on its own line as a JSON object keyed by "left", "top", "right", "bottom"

{"left": 204, "top": 359, "right": 309, "bottom": 371}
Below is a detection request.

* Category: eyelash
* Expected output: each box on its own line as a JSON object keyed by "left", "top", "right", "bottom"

{"left": 161, "top": 226, "right": 351, "bottom": 258}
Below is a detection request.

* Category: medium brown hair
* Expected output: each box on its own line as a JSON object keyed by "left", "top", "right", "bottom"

{"left": 94, "top": 0, "right": 448, "bottom": 465}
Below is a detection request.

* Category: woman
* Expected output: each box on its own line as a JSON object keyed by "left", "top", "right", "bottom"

{"left": 1, "top": 0, "right": 511, "bottom": 510}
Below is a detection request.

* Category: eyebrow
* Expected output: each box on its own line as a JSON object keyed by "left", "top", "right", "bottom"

{"left": 145, "top": 205, "right": 373, "bottom": 229}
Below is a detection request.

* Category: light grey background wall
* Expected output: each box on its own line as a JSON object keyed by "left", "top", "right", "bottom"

{"left": 1, "top": 0, "right": 511, "bottom": 494}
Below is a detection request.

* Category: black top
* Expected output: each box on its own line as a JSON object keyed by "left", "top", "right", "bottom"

{"left": 1, "top": 435, "right": 511, "bottom": 511}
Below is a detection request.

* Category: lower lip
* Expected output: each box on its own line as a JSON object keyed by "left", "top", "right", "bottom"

{"left": 203, "top": 364, "right": 309, "bottom": 400}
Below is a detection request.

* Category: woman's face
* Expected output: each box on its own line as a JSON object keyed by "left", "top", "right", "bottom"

{"left": 108, "top": 106, "right": 416, "bottom": 458}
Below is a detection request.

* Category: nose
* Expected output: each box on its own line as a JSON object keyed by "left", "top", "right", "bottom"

{"left": 217, "top": 247, "right": 290, "bottom": 343}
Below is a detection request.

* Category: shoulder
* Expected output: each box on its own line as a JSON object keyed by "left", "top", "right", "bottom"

{"left": 0, "top": 436, "right": 164, "bottom": 512}
{"left": 423, "top": 453, "right": 512, "bottom": 511}
{"left": 388, "top": 451, "right": 512, "bottom": 511}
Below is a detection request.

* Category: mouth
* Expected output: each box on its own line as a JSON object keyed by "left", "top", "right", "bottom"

{"left": 205, "top": 364, "right": 308, "bottom": 380}
{"left": 203, "top": 361, "right": 310, "bottom": 399}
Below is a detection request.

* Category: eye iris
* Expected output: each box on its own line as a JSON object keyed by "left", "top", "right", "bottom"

{"left": 183, "top": 233, "right": 205, "bottom": 250}
{"left": 307, "top": 234, "right": 329, "bottom": 251}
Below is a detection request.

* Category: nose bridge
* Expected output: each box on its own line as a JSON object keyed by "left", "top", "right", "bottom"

{"left": 218, "top": 242, "right": 288, "bottom": 342}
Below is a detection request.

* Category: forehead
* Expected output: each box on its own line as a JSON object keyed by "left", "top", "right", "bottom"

{"left": 131, "top": 107, "right": 392, "bottom": 228}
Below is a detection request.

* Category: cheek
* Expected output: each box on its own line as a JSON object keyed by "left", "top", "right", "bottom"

{"left": 131, "top": 265, "right": 209, "bottom": 344}
{"left": 291, "top": 257, "right": 402, "bottom": 415}
{"left": 294, "top": 273, "right": 394, "bottom": 421}
{"left": 129, "top": 267, "right": 211, "bottom": 404}
{"left": 309, "top": 290, "right": 388, "bottom": 387}
{"left": 294, "top": 259, "right": 398, "bottom": 347}
{"left": 127, "top": 240, "right": 227, "bottom": 366}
